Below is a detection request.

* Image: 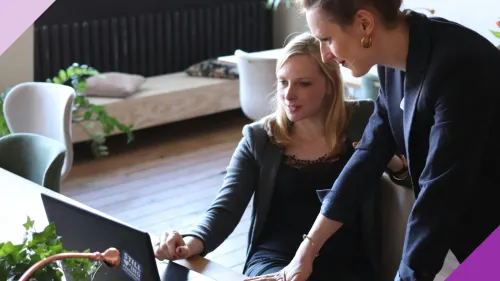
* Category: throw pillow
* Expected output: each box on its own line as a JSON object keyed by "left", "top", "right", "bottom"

{"left": 185, "top": 59, "right": 239, "bottom": 79}
{"left": 85, "top": 72, "right": 146, "bottom": 98}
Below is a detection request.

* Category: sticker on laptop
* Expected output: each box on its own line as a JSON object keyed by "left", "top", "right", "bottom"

{"left": 121, "top": 250, "right": 143, "bottom": 281}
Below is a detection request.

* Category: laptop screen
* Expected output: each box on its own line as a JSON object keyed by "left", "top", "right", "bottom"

{"left": 41, "top": 193, "right": 218, "bottom": 281}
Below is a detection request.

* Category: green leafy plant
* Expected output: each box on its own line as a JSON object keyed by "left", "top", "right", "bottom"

{"left": 0, "top": 89, "right": 9, "bottom": 137}
{"left": 265, "top": 0, "right": 293, "bottom": 10}
{"left": 491, "top": 19, "right": 500, "bottom": 39}
{"left": 0, "top": 217, "right": 102, "bottom": 281}
{"left": 0, "top": 63, "right": 134, "bottom": 157}
{"left": 47, "top": 63, "right": 134, "bottom": 156}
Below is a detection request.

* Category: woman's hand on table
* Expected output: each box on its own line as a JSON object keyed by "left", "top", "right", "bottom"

{"left": 154, "top": 230, "right": 204, "bottom": 261}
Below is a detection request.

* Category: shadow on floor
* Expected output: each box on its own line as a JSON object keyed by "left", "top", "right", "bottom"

{"left": 72, "top": 109, "right": 252, "bottom": 163}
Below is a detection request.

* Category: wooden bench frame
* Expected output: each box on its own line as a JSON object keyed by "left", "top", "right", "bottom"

{"left": 72, "top": 72, "right": 240, "bottom": 143}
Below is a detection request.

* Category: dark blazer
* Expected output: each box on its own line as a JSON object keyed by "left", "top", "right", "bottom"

{"left": 320, "top": 10, "right": 500, "bottom": 281}
{"left": 183, "top": 100, "right": 379, "bottom": 274}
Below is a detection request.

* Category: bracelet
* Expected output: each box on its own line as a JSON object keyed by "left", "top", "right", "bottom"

{"left": 302, "top": 234, "right": 320, "bottom": 258}
{"left": 389, "top": 154, "right": 409, "bottom": 180}
{"left": 302, "top": 234, "right": 316, "bottom": 246}
{"left": 392, "top": 169, "right": 409, "bottom": 181}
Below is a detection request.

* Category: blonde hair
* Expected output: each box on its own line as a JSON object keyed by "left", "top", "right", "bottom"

{"left": 260, "top": 32, "right": 349, "bottom": 157}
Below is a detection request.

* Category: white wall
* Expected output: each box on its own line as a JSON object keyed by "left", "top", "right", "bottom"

{"left": 272, "top": 4, "right": 308, "bottom": 48}
{"left": 273, "top": 0, "right": 500, "bottom": 47}
{"left": 403, "top": 0, "right": 500, "bottom": 45}
{"left": 0, "top": 2, "right": 498, "bottom": 92}
{"left": 0, "top": 25, "right": 34, "bottom": 93}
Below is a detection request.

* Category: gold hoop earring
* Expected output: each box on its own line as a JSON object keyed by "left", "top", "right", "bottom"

{"left": 361, "top": 36, "right": 372, "bottom": 48}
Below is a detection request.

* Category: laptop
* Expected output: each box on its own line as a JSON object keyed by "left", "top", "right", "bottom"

{"left": 40, "top": 193, "right": 214, "bottom": 281}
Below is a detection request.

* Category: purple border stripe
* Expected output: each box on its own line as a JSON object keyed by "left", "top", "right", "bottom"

{"left": 0, "top": 0, "right": 55, "bottom": 56}
{"left": 447, "top": 226, "right": 500, "bottom": 280}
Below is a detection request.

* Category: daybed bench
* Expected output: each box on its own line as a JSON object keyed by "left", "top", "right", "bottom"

{"left": 71, "top": 72, "right": 239, "bottom": 143}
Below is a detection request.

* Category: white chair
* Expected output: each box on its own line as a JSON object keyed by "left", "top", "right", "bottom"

{"left": 3, "top": 82, "right": 75, "bottom": 181}
{"left": 235, "top": 49, "right": 277, "bottom": 120}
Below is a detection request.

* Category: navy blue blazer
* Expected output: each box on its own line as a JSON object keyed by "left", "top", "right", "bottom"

{"left": 320, "top": 10, "right": 500, "bottom": 281}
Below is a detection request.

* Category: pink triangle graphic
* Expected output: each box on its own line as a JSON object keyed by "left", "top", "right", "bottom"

{"left": 0, "top": 0, "right": 55, "bottom": 56}
{"left": 446, "top": 226, "right": 500, "bottom": 280}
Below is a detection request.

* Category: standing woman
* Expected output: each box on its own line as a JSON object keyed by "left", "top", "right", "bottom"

{"left": 155, "top": 32, "right": 407, "bottom": 281}
{"left": 245, "top": 1, "right": 500, "bottom": 281}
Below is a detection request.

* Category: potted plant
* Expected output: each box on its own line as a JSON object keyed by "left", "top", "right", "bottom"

{"left": 492, "top": 18, "right": 500, "bottom": 39}
{"left": 0, "top": 217, "right": 102, "bottom": 281}
{"left": 265, "top": 0, "right": 293, "bottom": 10}
{"left": 0, "top": 63, "right": 134, "bottom": 157}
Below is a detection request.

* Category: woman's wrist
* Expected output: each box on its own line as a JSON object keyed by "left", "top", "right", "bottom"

{"left": 293, "top": 214, "right": 344, "bottom": 264}
{"left": 184, "top": 236, "right": 205, "bottom": 256}
{"left": 296, "top": 237, "right": 320, "bottom": 263}
{"left": 388, "top": 154, "right": 408, "bottom": 172}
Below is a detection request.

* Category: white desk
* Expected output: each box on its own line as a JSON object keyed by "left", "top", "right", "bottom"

{"left": 217, "top": 48, "right": 379, "bottom": 89}
{"left": 0, "top": 168, "right": 246, "bottom": 281}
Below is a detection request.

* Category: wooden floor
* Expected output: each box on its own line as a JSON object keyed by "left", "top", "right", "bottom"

{"left": 61, "top": 110, "right": 458, "bottom": 280}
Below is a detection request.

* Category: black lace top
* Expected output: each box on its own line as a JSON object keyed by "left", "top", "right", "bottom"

{"left": 246, "top": 140, "right": 373, "bottom": 280}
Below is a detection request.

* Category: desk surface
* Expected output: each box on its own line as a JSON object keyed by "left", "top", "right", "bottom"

{"left": 0, "top": 168, "right": 247, "bottom": 281}
{"left": 217, "top": 48, "right": 379, "bottom": 89}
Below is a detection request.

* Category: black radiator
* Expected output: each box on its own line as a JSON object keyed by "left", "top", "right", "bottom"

{"left": 34, "top": 0, "right": 273, "bottom": 81}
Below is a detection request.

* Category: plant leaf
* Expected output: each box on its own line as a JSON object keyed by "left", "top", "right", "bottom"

{"left": 58, "top": 69, "right": 68, "bottom": 81}
{"left": 84, "top": 111, "right": 92, "bottom": 120}
{"left": 66, "top": 67, "right": 74, "bottom": 77}
{"left": 30, "top": 63, "right": 134, "bottom": 158}
{"left": 0, "top": 217, "right": 102, "bottom": 281}
{"left": 52, "top": 76, "right": 62, "bottom": 84}
{"left": 74, "top": 67, "right": 83, "bottom": 75}
{"left": 492, "top": 30, "right": 500, "bottom": 39}
{"left": 265, "top": 0, "right": 274, "bottom": 9}
{"left": 22, "top": 216, "right": 34, "bottom": 231}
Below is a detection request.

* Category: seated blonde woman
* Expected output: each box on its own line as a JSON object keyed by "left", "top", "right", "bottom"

{"left": 154, "top": 32, "right": 409, "bottom": 281}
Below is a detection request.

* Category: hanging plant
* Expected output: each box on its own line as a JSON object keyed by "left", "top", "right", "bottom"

{"left": 46, "top": 63, "right": 134, "bottom": 157}
{"left": 265, "top": 0, "right": 293, "bottom": 10}
{"left": 0, "top": 90, "right": 9, "bottom": 137}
